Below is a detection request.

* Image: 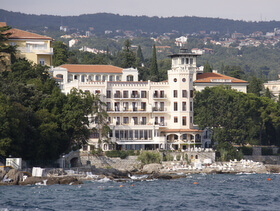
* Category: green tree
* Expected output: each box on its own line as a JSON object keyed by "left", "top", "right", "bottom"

{"left": 203, "top": 61, "right": 212, "bottom": 73}
{"left": 118, "top": 39, "right": 136, "bottom": 68}
{"left": 264, "top": 87, "right": 273, "bottom": 99}
{"left": 248, "top": 77, "right": 263, "bottom": 97}
{"left": 53, "top": 41, "right": 69, "bottom": 67}
{"left": 0, "top": 25, "right": 17, "bottom": 70}
{"left": 150, "top": 44, "right": 159, "bottom": 81}
{"left": 136, "top": 45, "right": 144, "bottom": 66}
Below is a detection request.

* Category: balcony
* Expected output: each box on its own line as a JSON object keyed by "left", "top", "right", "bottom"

{"left": 114, "top": 93, "right": 122, "bottom": 98}
{"left": 152, "top": 107, "right": 167, "bottom": 112}
{"left": 131, "top": 94, "right": 140, "bottom": 98}
{"left": 18, "top": 47, "right": 53, "bottom": 55}
{"left": 153, "top": 94, "right": 167, "bottom": 99}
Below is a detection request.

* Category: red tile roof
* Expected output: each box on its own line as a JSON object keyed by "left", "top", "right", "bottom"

{"left": 4, "top": 28, "right": 52, "bottom": 40}
{"left": 0, "top": 22, "right": 7, "bottom": 27}
{"left": 59, "top": 64, "right": 123, "bottom": 73}
{"left": 195, "top": 72, "right": 247, "bottom": 83}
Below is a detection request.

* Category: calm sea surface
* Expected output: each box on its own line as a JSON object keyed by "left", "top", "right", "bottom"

{"left": 0, "top": 173, "right": 279, "bottom": 211}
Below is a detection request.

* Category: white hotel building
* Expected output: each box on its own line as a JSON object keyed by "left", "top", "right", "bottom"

{"left": 51, "top": 49, "right": 247, "bottom": 151}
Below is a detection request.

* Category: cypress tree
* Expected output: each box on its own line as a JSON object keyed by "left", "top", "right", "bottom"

{"left": 136, "top": 45, "right": 144, "bottom": 67}
{"left": 150, "top": 44, "right": 159, "bottom": 81}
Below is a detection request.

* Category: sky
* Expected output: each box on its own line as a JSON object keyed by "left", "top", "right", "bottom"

{"left": 1, "top": 0, "right": 280, "bottom": 22}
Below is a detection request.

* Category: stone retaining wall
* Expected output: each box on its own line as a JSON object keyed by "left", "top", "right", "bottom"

{"left": 80, "top": 155, "right": 141, "bottom": 171}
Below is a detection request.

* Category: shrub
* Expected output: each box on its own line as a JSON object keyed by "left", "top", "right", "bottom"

{"left": 105, "top": 150, "right": 129, "bottom": 159}
{"left": 261, "top": 147, "right": 273, "bottom": 155}
{"left": 137, "top": 151, "right": 161, "bottom": 165}
{"left": 240, "top": 146, "right": 253, "bottom": 155}
{"left": 162, "top": 153, "right": 173, "bottom": 161}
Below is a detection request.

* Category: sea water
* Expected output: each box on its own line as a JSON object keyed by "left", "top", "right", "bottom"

{"left": 0, "top": 174, "right": 279, "bottom": 211}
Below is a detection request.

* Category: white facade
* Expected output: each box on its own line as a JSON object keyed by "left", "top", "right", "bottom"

{"left": 264, "top": 76, "right": 280, "bottom": 97}
{"left": 51, "top": 50, "right": 203, "bottom": 151}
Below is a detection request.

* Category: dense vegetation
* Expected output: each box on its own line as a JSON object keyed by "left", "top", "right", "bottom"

{"left": 0, "top": 59, "right": 109, "bottom": 161}
{"left": 2, "top": 9, "right": 280, "bottom": 35}
{"left": 194, "top": 86, "right": 280, "bottom": 160}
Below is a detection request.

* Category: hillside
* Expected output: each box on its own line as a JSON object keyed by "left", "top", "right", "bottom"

{"left": 1, "top": 9, "right": 280, "bottom": 34}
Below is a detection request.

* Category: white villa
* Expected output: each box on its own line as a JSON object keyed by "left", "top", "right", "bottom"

{"left": 264, "top": 75, "right": 280, "bottom": 98}
{"left": 50, "top": 49, "right": 247, "bottom": 151}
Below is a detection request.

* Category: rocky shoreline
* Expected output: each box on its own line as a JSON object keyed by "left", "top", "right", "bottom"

{"left": 1, "top": 160, "right": 280, "bottom": 186}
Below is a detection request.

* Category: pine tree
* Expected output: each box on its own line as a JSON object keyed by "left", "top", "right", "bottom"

{"left": 150, "top": 44, "right": 159, "bottom": 81}
{"left": 136, "top": 45, "right": 144, "bottom": 67}
{"left": 119, "top": 39, "right": 136, "bottom": 68}
{"left": 203, "top": 61, "right": 212, "bottom": 73}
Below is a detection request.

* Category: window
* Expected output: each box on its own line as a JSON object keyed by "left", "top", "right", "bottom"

{"left": 181, "top": 58, "right": 184, "bottom": 64}
{"left": 190, "top": 116, "right": 193, "bottom": 123}
{"left": 160, "top": 117, "right": 165, "bottom": 125}
{"left": 182, "top": 90, "right": 187, "bottom": 98}
{"left": 127, "top": 75, "right": 134, "bottom": 81}
{"left": 173, "top": 90, "right": 178, "bottom": 98}
{"left": 160, "top": 102, "right": 164, "bottom": 111}
{"left": 174, "top": 116, "right": 178, "bottom": 123}
{"left": 155, "top": 117, "right": 159, "bottom": 125}
{"left": 154, "top": 90, "right": 158, "bottom": 98}
{"left": 174, "top": 102, "right": 178, "bottom": 111}
{"left": 114, "top": 102, "right": 120, "bottom": 111}
{"left": 186, "top": 58, "right": 189, "bottom": 64}
{"left": 182, "top": 78, "right": 186, "bottom": 82}
{"left": 190, "top": 58, "right": 193, "bottom": 64}
{"left": 95, "top": 90, "right": 100, "bottom": 94}
{"left": 173, "top": 78, "right": 177, "bottom": 82}
{"left": 160, "top": 91, "right": 165, "bottom": 98}
{"left": 106, "top": 102, "right": 111, "bottom": 111}
{"left": 141, "top": 91, "right": 147, "bottom": 98}
{"left": 132, "top": 91, "right": 139, "bottom": 98}
{"left": 123, "top": 117, "right": 129, "bottom": 124}
{"left": 182, "top": 116, "right": 187, "bottom": 126}
{"left": 141, "top": 102, "right": 146, "bottom": 111}
{"left": 106, "top": 90, "right": 111, "bottom": 98}
{"left": 39, "top": 59, "right": 45, "bottom": 65}
{"left": 132, "top": 102, "right": 137, "bottom": 111}
{"left": 123, "top": 102, "right": 128, "bottom": 111}
{"left": 190, "top": 102, "right": 193, "bottom": 111}
{"left": 132, "top": 117, "right": 138, "bottom": 125}
{"left": 123, "top": 91, "right": 128, "bottom": 98}
{"left": 141, "top": 117, "right": 147, "bottom": 125}
{"left": 190, "top": 90, "right": 194, "bottom": 98}
{"left": 114, "top": 91, "right": 121, "bottom": 98}
{"left": 182, "top": 102, "right": 186, "bottom": 111}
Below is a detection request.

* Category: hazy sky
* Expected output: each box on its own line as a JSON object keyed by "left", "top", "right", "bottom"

{"left": 1, "top": 0, "right": 280, "bottom": 21}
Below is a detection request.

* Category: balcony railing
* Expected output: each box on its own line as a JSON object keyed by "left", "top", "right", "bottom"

{"left": 153, "top": 94, "right": 167, "bottom": 98}
{"left": 152, "top": 107, "right": 167, "bottom": 112}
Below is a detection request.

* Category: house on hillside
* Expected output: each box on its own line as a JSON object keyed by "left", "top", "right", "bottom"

{"left": 0, "top": 22, "right": 53, "bottom": 66}
{"left": 264, "top": 75, "right": 280, "bottom": 97}
{"left": 51, "top": 49, "right": 204, "bottom": 152}
{"left": 194, "top": 71, "right": 248, "bottom": 93}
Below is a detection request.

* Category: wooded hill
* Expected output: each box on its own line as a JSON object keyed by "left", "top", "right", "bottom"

{"left": 1, "top": 9, "right": 280, "bottom": 34}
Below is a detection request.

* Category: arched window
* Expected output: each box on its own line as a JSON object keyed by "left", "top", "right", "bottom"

{"left": 127, "top": 75, "right": 134, "bottom": 81}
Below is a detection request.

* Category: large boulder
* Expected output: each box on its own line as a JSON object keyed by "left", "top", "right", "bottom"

{"left": 142, "top": 163, "right": 162, "bottom": 174}
{"left": 19, "top": 177, "right": 46, "bottom": 185}
{"left": 5, "top": 169, "right": 24, "bottom": 184}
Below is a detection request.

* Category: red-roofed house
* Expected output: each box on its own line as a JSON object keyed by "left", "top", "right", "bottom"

{"left": 194, "top": 72, "right": 248, "bottom": 93}
{"left": 1, "top": 22, "right": 53, "bottom": 66}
